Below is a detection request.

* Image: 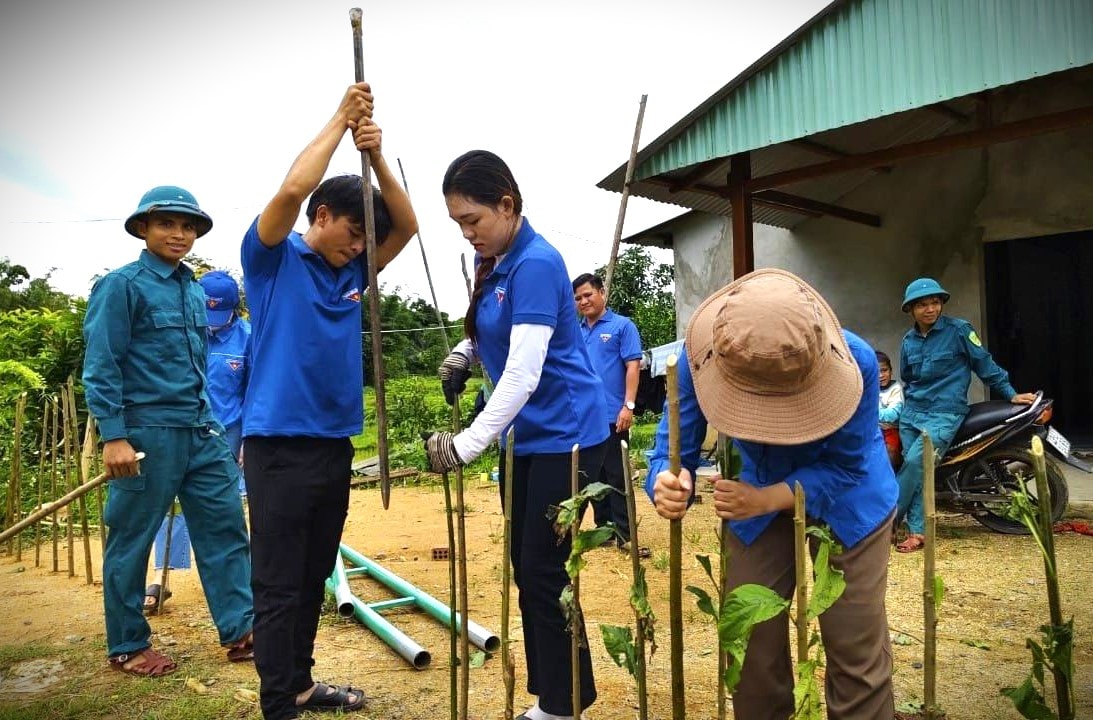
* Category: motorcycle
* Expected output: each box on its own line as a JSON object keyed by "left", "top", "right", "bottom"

{"left": 935, "top": 391, "right": 1088, "bottom": 534}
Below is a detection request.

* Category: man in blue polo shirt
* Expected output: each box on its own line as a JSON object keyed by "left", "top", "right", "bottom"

{"left": 240, "top": 82, "right": 417, "bottom": 720}
{"left": 573, "top": 273, "right": 644, "bottom": 552}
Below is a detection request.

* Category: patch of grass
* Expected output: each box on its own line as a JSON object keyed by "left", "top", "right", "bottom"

{"left": 651, "top": 550, "right": 670, "bottom": 571}
{"left": 0, "top": 642, "right": 61, "bottom": 669}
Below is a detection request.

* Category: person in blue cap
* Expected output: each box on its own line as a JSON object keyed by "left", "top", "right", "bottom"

{"left": 143, "top": 270, "right": 251, "bottom": 612}
{"left": 241, "top": 83, "right": 417, "bottom": 719}
{"left": 83, "top": 186, "right": 254, "bottom": 677}
{"left": 424, "top": 150, "right": 609, "bottom": 720}
{"left": 893, "top": 277, "right": 1036, "bottom": 552}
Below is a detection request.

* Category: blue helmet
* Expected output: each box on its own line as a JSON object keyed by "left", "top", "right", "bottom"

{"left": 125, "top": 185, "right": 213, "bottom": 239}
{"left": 902, "top": 277, "right": 950, "bottom": 313}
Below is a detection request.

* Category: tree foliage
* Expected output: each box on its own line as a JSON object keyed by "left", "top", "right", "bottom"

{"left": 597, "top": 247, "right": 676, "bottom": 348}
{"left": 361, "top": 287, "right": 460, "bottom": 382}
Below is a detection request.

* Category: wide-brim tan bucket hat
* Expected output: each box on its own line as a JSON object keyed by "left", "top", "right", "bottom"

{"left": 685, "top": 268, "right": 862, "bottom": 446}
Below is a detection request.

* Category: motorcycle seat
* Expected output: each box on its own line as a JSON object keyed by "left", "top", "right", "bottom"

{"left": 952, "top": 401, "right": 1026, "bottom": 443}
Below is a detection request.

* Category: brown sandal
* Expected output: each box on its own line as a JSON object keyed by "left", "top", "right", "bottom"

{"left": 895, "top": 534, "right": 926, "bottom": 553}
{"left": 108, "top": 648, "right": 178, "bottom": 677}
{"left": 224, "top": 631, "right": 254, "bottom": 662}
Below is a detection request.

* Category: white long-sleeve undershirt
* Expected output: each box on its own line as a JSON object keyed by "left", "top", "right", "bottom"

{"left": 452, "top": 323, "right": 553, "bottom": 463}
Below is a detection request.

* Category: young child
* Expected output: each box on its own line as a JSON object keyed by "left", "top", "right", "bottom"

{"left": 876, "top": 350, "right": 904, "bottom": 469}
{"left": 83, "top": 185, "right": 254, "bottom": 677}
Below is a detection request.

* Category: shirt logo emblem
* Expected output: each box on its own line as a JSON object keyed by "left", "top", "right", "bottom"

{"left": 599, "top": 333, "right": 612, "bottom": 343}
{"left": 968, "top": 330, "right": 982, "bottom": 347}
{"left": 343, "top": 288, "right": 362, "bottom": 303}
{"left": 227, "top": 359, "right": 243, "bottom": 372}
{"left": 207, "top": 296, "right": 224, "bottom": 309}
{"left": 494, "top": 286, "right": 506, "bottom": 305}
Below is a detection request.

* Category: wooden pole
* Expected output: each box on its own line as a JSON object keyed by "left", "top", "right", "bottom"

{"left": 666, "top": 354, "right": 685, "bottom": 720}
{"left": 793, "top": 483, "right": 808, "bottom": 663}
{"left": 35, "top": 396, "right": 48, "bottom": 567}
{"left": 62, "top": 388, "right": 74, "bottom": 577}
{"left": 1030, "top": 436, "right": 1073, "bottom": 720}
{"left": 66, "top": 381, "right": 94, "bottom": 584}
{"left": 441, "top": 453, "right": 459, "bottom": 720}
{"left": 81, "top": 416, "right": 106, "bottom": 560}
{"left": 0, "top": 452, "right": 144, "bottom": 545}
{"left": 501, "top": 426, "right": 516, "bottom": 720}
{"left": 349, "top": 7, "right": 391, "bottom": 509}
{"left": 715, "top": 435, "right": 730, "bottom": 720}
{"left": 11, "top": 392, "right": 27, "bottom": 560}
{"left": 621, "top": 439, "right": 649, "bottom": 720}
{"left": 569, "top": 443, "right": 582, "bottom": 719}
{"left": 49, "top": 397, "right": 59, "bottom": 573}
{"left": 396, "top": 158, "right": 450, "bottom": 354}
{"left": 922, "top": 434, "right": 938, "bottom": 720}
{"left": 451, "top": 402, "right": 470, "bottom": 720}
{"left": 603, "top": 94, "right": 648, "bottom": 304}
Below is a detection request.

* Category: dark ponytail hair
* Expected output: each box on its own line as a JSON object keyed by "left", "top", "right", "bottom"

{"left": 443, "top": 150, "right": 523, "bottom": 342}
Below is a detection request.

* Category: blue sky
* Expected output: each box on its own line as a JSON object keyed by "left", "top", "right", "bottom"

{"left": 0, "top": 0, "right": 828, "bottom": 314}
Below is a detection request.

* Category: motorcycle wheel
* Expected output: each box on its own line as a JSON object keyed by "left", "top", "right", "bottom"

{"left": 961, "top": 447, "right": 1070, "bottom": 534}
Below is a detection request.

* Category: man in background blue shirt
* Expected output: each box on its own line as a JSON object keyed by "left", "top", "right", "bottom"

{"left": 83, "top": 185, "right": 253, "bottom": 678}
{"left": 573, "top": 273, "right": 644, "bottom": 552}
{"left": 894, "top": 278, "right": 1035, "bottom": 552}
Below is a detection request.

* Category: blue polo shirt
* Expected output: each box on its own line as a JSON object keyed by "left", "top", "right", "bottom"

{"left": 580, "top": 309, "right": 642, "bottom": 413}
{"left": 82, "top": 250, "right": 216, "bottom": 441}
{"left": 241, "top": 217, "right": 367, "bottom": 438}
{"left": 645, "top": 331, "right": 898, "bottom": 549}
{"left": 900, "top": 314, "right": 1016, "bottom": 415}
{"left": 206, "top": 317, "right": 250, "bottom": 429}
{"left": 474, "top": 218, "right": 608, "bottom": 455}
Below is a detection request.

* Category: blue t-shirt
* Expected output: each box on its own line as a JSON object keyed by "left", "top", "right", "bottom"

{"left": 206, "top": 317, "right": 250, "bottom": 429}
{"left": 474, "top": 218, "right": 609, "bottom": 455}
{"left": 241, "top": 217, "right": 367, "bottom": 438}
{"left": 645, "top": 330, "right": 897, "bottom": 549}
{"left": 580, "top": 308, "right": 642, "bottom": 415}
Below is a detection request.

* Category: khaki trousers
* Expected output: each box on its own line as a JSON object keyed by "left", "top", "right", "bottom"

{"left": 725, "top": 513, "right": 895, "bottom": 720}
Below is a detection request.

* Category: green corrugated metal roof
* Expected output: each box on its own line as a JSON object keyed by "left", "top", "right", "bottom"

{"left": 638, "top": 0, "right": 1093, "bottom": 180}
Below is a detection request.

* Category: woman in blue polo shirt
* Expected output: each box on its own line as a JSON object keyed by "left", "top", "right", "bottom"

{"left": 423, "top": 150, "right": 608, "bottom": 720}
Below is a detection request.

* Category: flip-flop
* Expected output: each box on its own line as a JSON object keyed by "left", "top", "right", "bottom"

{"left": 296, "top": 682, "right": 366, "bottom": 712}
{"left": 224, "top": 631, "right": 254, "bottom": 662}
{"left": 143, "top": 584, "right": 172, "bottom": 615}
{"left": 895, "top": 534, "right": 926, "bottom": 553}
{"left": 108, "top": 647, "right": 177, "bottom": 677}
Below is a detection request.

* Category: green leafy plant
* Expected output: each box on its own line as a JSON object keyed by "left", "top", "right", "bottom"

{"left": 549, "top": 481, "right": 616, "bottom": 639}
{"left": 790, "top": 526, "right": 847, "bottom": 719}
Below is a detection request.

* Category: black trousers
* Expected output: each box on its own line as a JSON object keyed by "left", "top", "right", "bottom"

{"left": 499, "top": 441, "right": 606, "bottom": 715}
{"left": 245, "top": 436, "right": 354, "bottom": 720}
{"left": 589, "top": 425, "right": 631, "bottom": 541}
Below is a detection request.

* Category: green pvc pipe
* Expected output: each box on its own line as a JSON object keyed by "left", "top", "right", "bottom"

{"left": 327, "top": 553, "right": 431, "bottom": 670}
{"left": 339, "top": 543, "right": 500, "bottom": 652}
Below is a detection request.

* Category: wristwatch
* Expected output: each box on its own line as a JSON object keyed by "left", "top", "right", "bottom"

{"left": 624, "top": 401, "right": 636, "bottom": 411}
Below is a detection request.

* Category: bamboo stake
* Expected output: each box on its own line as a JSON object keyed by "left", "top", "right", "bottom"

{"left": 603, "top": 94, "right": 649, "bottom": 304}
{"left": 441, "top": 444, "right": 459, "bottom": 720}
{"left": 460, "top": 254, "right": 473, "bottom": 304}
{"left": 666, "top": 354, "right": 685, "bottom": 720}
{"left": 451, "top": 402, "right": 470, "bottom": 720}
{"left": 35, "top": 396, "right": 48, "bottom": 567}
{"left": 349, "top": 7, "right": 390, "bottom": 509}
{"left": 922, "top": 434, "right": 938, "bottom": 720}
{"left": 12, "top": 392, "right": 27, "bottom": 560}
{"left": 66, "top": 381, "right": 94, "bottom": 584}
{"left": 715, "top": 435, "right": 730, "bottom": 720}
{"left": 569, "top": 443, "right": 582, "bottom": 719}
{"left": 82, "top": 416, "right": 106, "bottom": 560}
{"left": 156, "top": 502, "right": 176, "bottom": 614}
{"left": 1030, "top": 435, "right": 1073, "bottom": 719}
{"left": 49, "top": 397, "right": 59, "bottom": 572}
{"left": 0, "top": 452, "right": 144, "bottom": 545}
{"left": 501, "top": 426, "right": 516, "bottom": 720}
{"left": 793, "top": 483, "right": 808, "bottom": 663}
{"left": 61, "top": 388, "right": 74, "bottom": 577}
{"left": 397, "top": 158, "right": 450, "bottom": 354}
{"left": 620, "top": 439, "right": 649, "bottom": 720}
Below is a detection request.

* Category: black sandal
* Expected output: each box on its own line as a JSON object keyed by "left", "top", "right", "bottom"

{"left": 297, "top": 682, "right": 366, "bottom": 713}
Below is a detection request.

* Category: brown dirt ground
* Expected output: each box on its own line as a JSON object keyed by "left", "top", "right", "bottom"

{"left": 0, "top": 476, "right": 1090, "bottom": 719}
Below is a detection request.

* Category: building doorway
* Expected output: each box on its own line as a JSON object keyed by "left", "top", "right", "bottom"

{"left": 984, "top": 231, "right": 1093, "bottom": 444}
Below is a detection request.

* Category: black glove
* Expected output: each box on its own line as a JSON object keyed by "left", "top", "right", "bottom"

{"left": 438, "top": 351, "right": 471, "bottom": 405}
{"left": 423, "top": 431, "right": 463, "bottom": 473}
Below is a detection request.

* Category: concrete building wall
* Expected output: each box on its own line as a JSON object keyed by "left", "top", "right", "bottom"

{"left": 661, "top": 69, "right": 1093, "bottom": 399}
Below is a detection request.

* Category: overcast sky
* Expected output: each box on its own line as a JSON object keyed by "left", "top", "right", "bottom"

{"left": 0, "top": 0, "right": 827, "bottom": 316}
